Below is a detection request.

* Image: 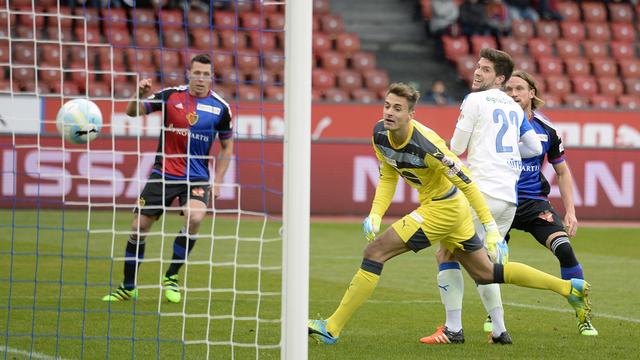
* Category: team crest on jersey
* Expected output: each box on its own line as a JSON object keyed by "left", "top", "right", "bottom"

{"left": 137, "top": 197, "right": 146, "bottom": 208}
{"left": 191, "top": 187, "right": 205, "bottom": 197}
{"left": 186, "top": 111, "right": 199, "bottom": 125}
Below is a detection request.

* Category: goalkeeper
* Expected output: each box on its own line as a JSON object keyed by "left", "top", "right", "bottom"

{"left": 308, "top": 82, "right": 592, "bottom": 345}
{"left": 102, "top": 54, "right": 233, "bottom": 303}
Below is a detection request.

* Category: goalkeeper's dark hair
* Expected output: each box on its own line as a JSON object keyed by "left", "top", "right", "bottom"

{"left": 512, "top": 70, "right": 545, "bottom": 111}
{"left": 189, "top": 54, "right": 213, "bottom": 70}
{"left": 480, "top": 48, "right": 514, "bottom": 85}
{"left": 386, "top": 82, "right": 420, "bottom": 112}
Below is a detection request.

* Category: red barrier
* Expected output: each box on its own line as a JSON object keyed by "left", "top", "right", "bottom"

{"left": 2, "top": 136, "right": 638, "bottom": 220}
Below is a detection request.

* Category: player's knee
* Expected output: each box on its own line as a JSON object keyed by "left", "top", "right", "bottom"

{"left": 435, "top": 247, "right": 455, "bottom": 263}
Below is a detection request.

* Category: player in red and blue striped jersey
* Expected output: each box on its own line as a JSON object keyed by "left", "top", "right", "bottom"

{"left": 103, "top": 54, "right": 233, "bottom": 303}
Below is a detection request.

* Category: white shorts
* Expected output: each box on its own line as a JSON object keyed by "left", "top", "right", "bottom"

{"left": 470, "top": 192, "right": 516, "bottom": 243}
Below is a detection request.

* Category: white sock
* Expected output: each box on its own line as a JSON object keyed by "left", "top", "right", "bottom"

{"left": 477, "top": 283, "right": 506, "bottom": 336}
{"left": 438, "top": 264, "right": 464, "bottom": 332}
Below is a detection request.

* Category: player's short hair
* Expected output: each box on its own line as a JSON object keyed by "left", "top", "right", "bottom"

{"left": 386, "top": 82, "right": 421, "bottom": 112}
{"left": 189, "top": 54, "right": 213, "bottom": 70}
{"left": 480, "top": 48, "right": 514, "bottom": 84}
{"left": 512, "top": 70, "right": 545, "bottom": 110}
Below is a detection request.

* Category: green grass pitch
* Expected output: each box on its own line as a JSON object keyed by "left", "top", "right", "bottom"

{"left": 1, "top": 209, "right": 639, "bottom": 359}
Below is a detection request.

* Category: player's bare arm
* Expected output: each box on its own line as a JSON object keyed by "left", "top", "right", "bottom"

{"left": 554, "top": 161, "right": 578, "bottom": 237}
{"left": 125, "top": 78, "right": 153, "bottom": 117}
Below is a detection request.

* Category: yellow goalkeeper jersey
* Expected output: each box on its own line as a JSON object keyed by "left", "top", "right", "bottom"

{"left": 370, "top": 119, "right": 493, "bottom": 225}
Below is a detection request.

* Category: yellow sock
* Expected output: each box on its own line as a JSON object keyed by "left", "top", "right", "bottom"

{"left": 504, "top": 262, "right": 571, "bottom": 297}
{"left": 326, "top": 268, "right": 380, "bottom": 337}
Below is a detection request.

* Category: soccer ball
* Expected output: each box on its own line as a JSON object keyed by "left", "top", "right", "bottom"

{"left": 55, "top": 99, "right": 103, "bottom": 144}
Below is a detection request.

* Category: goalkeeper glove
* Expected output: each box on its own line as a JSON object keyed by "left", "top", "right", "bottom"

{"left": 362, "top": 214, "right": 381, "bottom": 242}
{"left": 484, "top": 221, "right": 509, "bottom": 264}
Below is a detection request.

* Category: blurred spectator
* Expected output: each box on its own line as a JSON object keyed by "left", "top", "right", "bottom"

{"left": 536, "top": 0, "right": 563, "bottom": 20}
{"left": 424, "top": 80, "right": 454, "bottom": 105}
{"left": 430, "top": 0, "right": 460, "bottom": 37}
{"left": 486, "top": 0, "right": 512, "bottom": 36}
{"left": 505, "top": 0, "right": 540, "bottom": 22}
{"left": 459, "top": 0, "right": 493, "bottom": 36}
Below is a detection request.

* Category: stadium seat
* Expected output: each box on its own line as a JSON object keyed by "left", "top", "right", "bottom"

{"left": 592, "top": 59, "right": 618, "bottom": 77}
{"left": 191, "top": 28, "right": 219, "bottom": 50}
{"left": 12, "top": 67, "right": 35, "bottom": 83}
{"left": 527, "top": 38, "right": 553, "bottom": 59}
{"left": 236, "top": 50, "right": 260, "bottom": 72}
{"left": 217, "top": 67, "right": 244, "bottom": 86}
{"left": 162, "top": 31, "right": 188, "bottom": 49}
{"left": 586, "top": 23, "right": 611, "bottom": 42}
{"left": 624, "top": 78, "right": 640, "bottom": 95}
{"left": 619, "top": 59, "right": 640, "bottom": 78}
{"left": 236, "top": 85, "right": 262, "bottom": 101}
{"left": 537, "top": 56, "right": 563, "bottom": 76}
{"left": 219, "top": 30, "right": 248, "bottom": 50}
{"left": 12, "top": 42, "right": 35, "bottom": 65}
{"left": 313, "top": 0, "right": 331, "bottom": 15}
{"left": 134, "top": 28, "right": 160, "bottom": 48}
{"left": 350, "top": 51, "right": 376, "bottom": 72}
{"left": 16, "top": 8, "right": 44, "bottom": 28}
{"left": 455, "top": 55, "right": 476, "bottom": 83}
{"left": 155, "top": 49, "right": 182, "bottom": 69}
{"left": 611, "top": 42, "right": 636, "bottom": 61}
{"left": 264, "top": 85, "right": 284, "bottom": 101}
{"left": 159, "top": 9, "right": 182, "bottom": 30}
{"left": 312, "top": 68, "right": 336, "bottom": 90}
{"left": 545, "top": 76, "right": 571, "bottom": 97}
{"left": 362, "top": 69, "right": 389, "bottom": 91}
{"left": 581, "top": 2, "right": 607, "bottom": 23}
{"left": 511, "top": 20, "right": 534, "bottom": 43}
{"left": 555, "top": 39, "right": 581, "bottom": 59}
{"left": 565, "top": 58, "right": 591, "bottom": 77}
{"left": 13, "top": 25, "right": 35, "bottom": 40}
{"left": 498, "top": 37, "right": 525, "bottom": 57}
{"left": 214, "top": 11, "right": 238, "bottom": 29}
{"left": 319, "top": 51, "right": 346, "bottom": 71}
{"left": 319, "top": 14, "right": 344, "bottom": 34}
{"left": 617, "top": 95, "right": 639, "bottom": 110}
{"left": 322, "top": 88, "right": 349, "bottom": 102}
{"left": 161, "top": 68, "right": 187, "bottom": 87}
{"left": 240, "top": 12, "right": 262, "bottom": 29}
{"left": 91, "top": 47, "right": 126, "bottom": 71}
{"left": 114, "top": 81, "right": 135, "bottom": 99}
{"left": 470, "top": 35, "right": 497, "bottom": 55}
{"left": 442, "top": 36, "right": 469, "bottom": 62}
{"left": 188, "top": 10, "right": 210, "bottom": 28}
{"left": 63, "top": 45, "right": 87, "bottom": 68}
{"left": 105, "top": 27, "right": 131, "bottom": 47}
{"left": 103, "top": 7, "right": 128, "bottom": 29}
{"left": 597, "top": 77, "right": 624, "bottom": 97}
{"left": 130, "top": 8, "right": 156, "bottom": 28}
{"left": 263, "top": 50, "right": 284, "bottom": 71}
{"left": 563, "top": 94, "right": 590, "bottom": 108}
{"left": 582, "top": 41, "right": 609, "bottom": 60}
{"left": 556, "top": 1, "right": 580, "bottom": 21}
{"left": 212, "top": 85, "right": 233, "bottom": 100}
{"left": 38, "top": 68, "right": 61, "bottom": 86}
{"left": 351, "top": 88, "right": 378, "bottom": 103}
{"left": 336, "top": 69, "right": 363, "bottom": 91}
{"left": 267, "top": 13, "right": 285, "bottom": 30}
{"left": 75, "top": 27, "right": 102, "bottom": 44}
{"left": 0, "top": 40, "right": 7, "bottom": 63}
{"left": 87, "top": 81, "right": 111, "bottom": 98}
{"left": 571, "top": 76, "right": 599, "bottom": 97}
{"left": 560, "top": 22, "right": 586, "bottom": 42}
{"left": 610, "top": 23, "right": 636, "bottom": 43}
{"left": 535, "top": 21, "right": 560, "bottom": 40}
{"left": 44, "top": 26, "right": 73, "bottom": 42}
{"left": 541, "top": 93, "right": 561, "bottom": 108}
{"left": 590, "top": 95, "right": 616, "bottom": 109}
{"left": 335, "top": 33, "right": 360, "bottom": 55}
{"left": 608, "top": 3, "right": 634, "bottom": 23}
{"left": 249, "top": 68, "right": 277, "bottom": 86}
{"left": 247, "top": 31, "right": 277, "bottom": 51}
{"left": 127, "top": 48, "right": 155, "bottom": 70}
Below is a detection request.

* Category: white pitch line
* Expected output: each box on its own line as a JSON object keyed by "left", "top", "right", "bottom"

{"left": 0, "top": 346, "right": 74, "bottom": 360}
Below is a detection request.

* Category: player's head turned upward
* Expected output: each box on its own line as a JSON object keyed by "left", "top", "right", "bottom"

{"left": 187, "top": 54, "right": 213, "bottom": 97}
{"left": 383, "top": 82, "right": 421, "bottom": 132}
{"left": 472, "top": 48, "right": 514, "bottom": 92}
{"left": 506, "top": 70, "right": 545, "bottom": 114}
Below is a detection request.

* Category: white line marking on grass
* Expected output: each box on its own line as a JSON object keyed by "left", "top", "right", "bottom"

{"left": 0, "top": 346, "right": 73, "bottom": 360}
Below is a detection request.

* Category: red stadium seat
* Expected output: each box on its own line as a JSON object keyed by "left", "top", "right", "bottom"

{"left": 161, "top": 68, "right": 187, "bottom": 87}
{"left": 216, "top": 67, "right": 244, "bottom": 86}
{"left": 586, "top": 23, "right": 611, "bottom": 42}
{"left": 498, "top": 37, "right": 525, "bottom": 56}
{"left": 545, "top": 76, "right": 571, "bottom": 97}
{"left": 211, "top": 85, "right": 233, "bottom": 100}
{"left": 236, "top": 50, "right": 260, "bottom": 72}
{"left": 618, "top": 95, "right": 640, "bottom": 110}
{"left": 159, "top": 9, "right": 182, "bottom": 30}
{"left": 236, "top": 85, "right": 262, "bottom": 101}
{"left": 619, "top": 59, "right": 640, "bottom": 78}
{"left": 267, "top": 13, "right": 285, "bottom": 30}
{"left": 571, "top": 76, "right": 598, "bottom": 97}
{"left": 335, "top": 33, "right": 360, "bottom": 55}
{"left": 512, "top": 56, "right": 536, "bottom": 74}
{"left": 350, "top": 51, "right": 376, "bottom": 72}
{"left": 456, "top": 55, "right": 476, "bottom": 83}
{"left": 114, "top": 80, "right": 135, "bottom": 99}
{"left": 219, "top": 30, "right": 248, "bottom": 50}
{"left": 527, "top": 38, "right": 553, "bottom": 59}
{"left": 535, "top": 21, "right": 560, "bottom": 40}
{"left": 12, "top": 67, "right": 35, "bottom": 83}
{"left": 563, "top": 94, "right": 590, "bottom": 108}
{"left": 264, "top": 85, "right": 284, "bottom": 101}
{"left": 560, "top": 22, "right": 586, "bottom": 42}
{"left": 611, "top": 23, "right": 636, "bottom": 43}
{"left": 247, "top": 31, "right": 277, "bottom": 51}
{"left": 541, "top": 93, "right": 561, "bottom": 108}
{"left": 192, "top": 28, "right": 219, "bottom": 50}
{"left": 210, "top": 52, "right": 234, "bottom": 70}
{"left": 130, "top": 8, "right": 156, "bottom": 28}
{"left": 105, "top": 27, "right": 131, "bottom": 47}
{"left": 351, "top": 88, "right": 378, "bottom": 103}
{"left": 470, "top": 35, "right": 497, "bottom": 55}
{"left": 312, "top": 68, "right": 336, "bottom": 90}
{"left": 13, "top": 25, "right": 34, "bottom": 40}
{"left": 556, "top": 1, "right": 580, "bottom": 21}
{"left": 0, "top": 40, "right": 7, "bottom": 63}
{"left": 188, "top": 10, "right": 210, "bottom": 28}
{"left": 87, "top": 81, "right": 111, "bottom": 98}
{"left": 91, "top": 47, "right": 126, "bottom": 71}
{"left": 322, "top": 88, "right": 349, "bottom": 103}
{"left": 73, "top": 7, "right": 101, "bottom": 28}
{"left": 154, "top": 49, "right": 182, "bottom": 69}
{"left": 609, "top": 3, "right": 634, "bottom": 23}
{"left": 240, "top": 12, "right": 262, "bottom": 29}
{"left": 214, "top": 11, "right": 238, "bottom": 29}
{"left": 126, "top": 48, "right": 155, "bottom": 70}
{"left": 362, "top": 69, "right": 389, "bottom": 91}
{"left": 75, "top": 27, "right": 102, "bottom": 44}
{"left": 103, "top": 7, "right": 128, "bottom": 29}
{"left": 62, "top": 45, "right": 87, "bottom": 69}
{"left": 611, "top": 42, "right": 636, "bottom": 61}
{"left": 12, "top": 42, "right": 35, "bottom": 65}
{"left": 442, "top": 36, "right": 469, "bottom": 62}
{"left": 263, "top": 50, "right": 284, "bottom": 71}
{"left": 319, "top": 14, "right": 344, "bottom": 34}
{"left": 312, "top": 32, "right": 332, "bottom": 54}
{"left": 582, "top": 41, "right": 608, "bottom": 60}
{"left": 336, "top": 69, "right": 362, "bottom": 91}
{"left": 597, "top": 77, "right": 624, "bottom": 97}
{"left": 555, "top": 39, "right": 581, "bottom": 59}
{"left": 581, "top": 2, "right": 607, "bottom": 23}
{"left": 313, "top": 0, "right": 331, "bottom": 15}
{"left": 249, "top": 68, "right": 277, "bottom": 86}
{"left": 511, "top": 20, "right": 534, "bottom": 43}
{"left": 624, "top": 78, "right": 640, "bottom": 95}
{"left": 591, "top": 59, "right": 618, "bottom": 77}
{"left": 319, "top": 51, "right": 346, "bottom": 71}
{"left": 134, "top": 28, "right": 160, "bottom": 48}
{"left": 564, "top": 58, "right": 591, "bottom": 77}
{"left": 163, "top": 31, "right": 188, "bottom": 49}
{"left": 590, "top": 95, "right": 616, "bottom": 109}
{"left": 538, "top": 56, "right": 563, "bottom": 76}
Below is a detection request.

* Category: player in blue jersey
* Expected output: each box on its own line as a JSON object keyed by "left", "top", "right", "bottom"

{"left": 102, "top": 54, "right": 234, "bottom": 303}
{"left": 504, "top": 71, "right": 598, "bottom": 336}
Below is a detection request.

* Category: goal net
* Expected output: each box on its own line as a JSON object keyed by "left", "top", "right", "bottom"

{"left": 0, "top": 1, "right": 309, "bottom": 359}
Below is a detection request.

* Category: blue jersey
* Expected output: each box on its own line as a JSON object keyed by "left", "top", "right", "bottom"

{"left": 144, "top": 85, "right": 233, "bottom": 181}
{"left": 517, "top": 111, "right": 565, "bottom": 200}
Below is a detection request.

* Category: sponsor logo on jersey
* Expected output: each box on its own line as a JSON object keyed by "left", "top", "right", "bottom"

{"left": 196, "top": 103, "right": 221, "bottom": 115}
{"left": 186, "top": 111, "right": 199, "bottom": 125}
